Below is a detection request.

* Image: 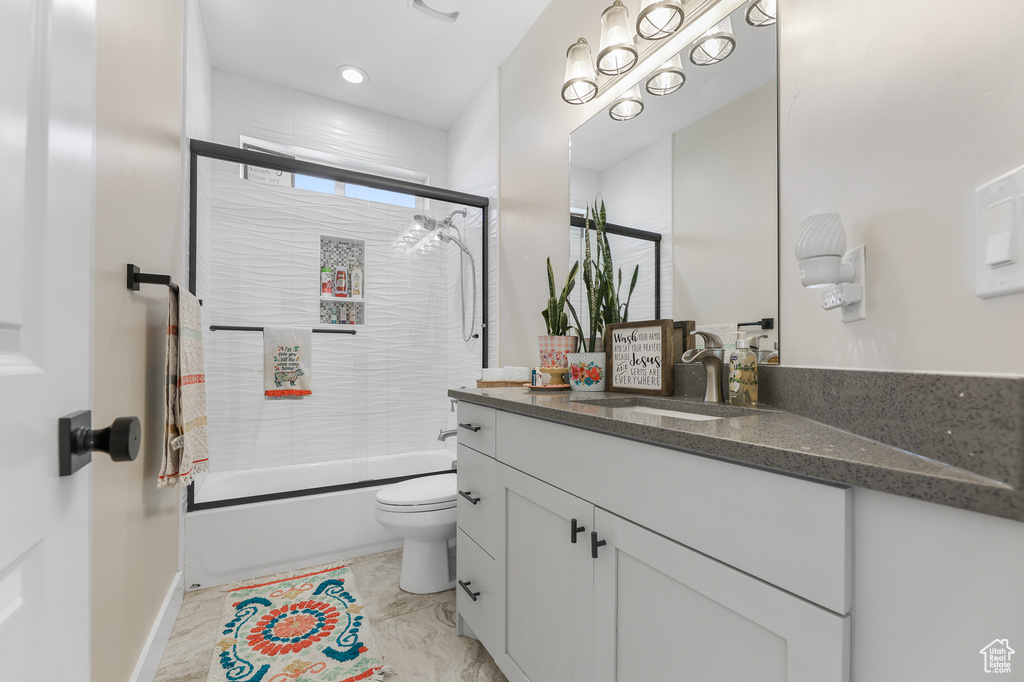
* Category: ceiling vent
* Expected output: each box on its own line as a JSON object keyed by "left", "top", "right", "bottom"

{"left": 408, "top": 0, "right": 467, "bottom": 22}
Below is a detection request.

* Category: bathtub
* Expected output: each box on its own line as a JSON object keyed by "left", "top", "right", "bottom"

{"left": 184, "top": 449, "right": 456, "bottom": 589}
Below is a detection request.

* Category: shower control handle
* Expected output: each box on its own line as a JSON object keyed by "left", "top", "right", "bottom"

{"left": 458, "top": 580, "right": 480, "bottom": 601}
{"left": 570, "top": 518, "right": 585, "bottom": 543}
{"left": 459, "top": 490, "right": 480, "bottom": 505}
{"left": 458, "top": 423, "right": 481, "bottom": 432}
{"left": 591, "top": 531, "right": 607, "bottom": 559}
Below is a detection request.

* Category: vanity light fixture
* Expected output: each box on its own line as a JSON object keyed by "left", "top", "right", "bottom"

{"left": 745, "top": 0, "right": 777, "bottom": 27}
{"left": 636, "top": 0, "right": 685, "bottom": 40}
{"left": 561, "top": 38, "right": 599, "bottom": 105}
{"left": 609, "top": 83, "right": 644, "bottom": 121}
{"left": 336, "top": 65, "right": 368, "bottom": 84}
{"left": 689, "top": 16, "right": 735, "bottom": 66}
{"left": 597, "top": 0, "right": 639, "bottom": 76}
{"left": 645, "top": 52, "right": 685, "bottom": 95}
{"left": 795, "top": 213, "right": 867, "bottom": 322}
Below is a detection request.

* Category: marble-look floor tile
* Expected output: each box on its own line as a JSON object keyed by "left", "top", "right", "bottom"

{"left": 348, "top": 548, "right": 454, "bottom": 623}
{"left": 153, "top": 584, "right": 227, "bottom": 682}
{"left": 373, "top": 597, "right": 507, "bottom": 682}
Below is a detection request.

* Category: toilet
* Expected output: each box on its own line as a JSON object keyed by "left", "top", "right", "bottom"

{"left": 374, "top": 473, "right": 458, "bottom": 594}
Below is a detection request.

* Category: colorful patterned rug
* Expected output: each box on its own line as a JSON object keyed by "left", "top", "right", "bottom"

{"left": 206, "top": 562, "right": 392, "bottom": 682}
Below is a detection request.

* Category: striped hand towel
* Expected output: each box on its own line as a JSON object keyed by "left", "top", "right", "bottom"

{"left": 159, "top": 288, "right": 209, "bottom": 488}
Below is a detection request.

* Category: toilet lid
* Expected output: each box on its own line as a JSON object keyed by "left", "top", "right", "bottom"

{"left": 376, "top": 473, "right": 457, "bottom": 507}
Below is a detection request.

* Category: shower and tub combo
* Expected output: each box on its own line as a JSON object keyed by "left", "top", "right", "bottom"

{"left": 183, "top": 140, "right": 489, "bottom": 590}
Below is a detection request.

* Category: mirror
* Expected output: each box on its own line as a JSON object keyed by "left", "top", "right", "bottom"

{"left": 569, "top": 2, "right": 778, "bottom": 357}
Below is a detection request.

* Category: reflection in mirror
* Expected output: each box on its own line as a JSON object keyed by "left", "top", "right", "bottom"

{"left": 569, "top": 2, "right": 778, "bottom": 358}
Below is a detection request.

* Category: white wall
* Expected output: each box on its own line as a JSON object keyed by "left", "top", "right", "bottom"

{"left": 93, "top": 0, "right": 183, "bottom": 679}
{"left": 447, "top": 69, "right": 499, "bottom": 380}
{"left": 779, "top": 0, "right": 1024, "bottom": 374}
{"left": 674, "top": 80, "right": 778, "bottom": 346}
{"left": 498, "top": 0, "right": 622, "bottom": 367}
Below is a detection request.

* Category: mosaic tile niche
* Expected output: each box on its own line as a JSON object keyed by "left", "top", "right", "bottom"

{"left": 320, "top": 235, "right": 366, "bottom": 325}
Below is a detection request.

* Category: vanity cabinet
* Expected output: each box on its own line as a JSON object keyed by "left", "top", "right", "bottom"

{"left": 455, "top": 402, "right": 852, "bottom": 682}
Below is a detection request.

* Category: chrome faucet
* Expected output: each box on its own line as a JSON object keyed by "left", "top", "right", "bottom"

{"left": 438, "top": 428, "right": 457, "bottom": 442}
{"left": 681, "top": 331, "right": 725, "bottom": 402}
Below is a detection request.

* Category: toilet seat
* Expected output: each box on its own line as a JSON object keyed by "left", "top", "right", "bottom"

{"left": 375, "top": 474, "right": 457, "bottom": 513}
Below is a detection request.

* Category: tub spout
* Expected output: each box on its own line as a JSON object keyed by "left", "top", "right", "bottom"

{"left": 438, "top": 428, "right": 457, "bottom": 442}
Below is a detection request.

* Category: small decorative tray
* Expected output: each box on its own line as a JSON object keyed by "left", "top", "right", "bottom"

{"left": 523, "top": 383, "right": 571, "bottom": 392}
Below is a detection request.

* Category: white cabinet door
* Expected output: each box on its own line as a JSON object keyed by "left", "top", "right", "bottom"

{"left": 593, "top": 509, "right": 850, "bottom": 682}
{"left": 497, "top": 465, "right": 595, "bottom": 682}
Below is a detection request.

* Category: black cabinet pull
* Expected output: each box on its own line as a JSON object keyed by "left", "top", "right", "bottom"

{"left": 458, "top": 580, "right": 480, "bottom": 601}
{"left": 458, "top": 423, "right": 481, "bottom": 432}
{"left": 459, "top": 490, "right": 480, "bottom": 505}
{"left": 591, "top": 531, "right": 607, "bottom": 559}
{"left": 571, "top": 518, "right": 586, "bottom": 543}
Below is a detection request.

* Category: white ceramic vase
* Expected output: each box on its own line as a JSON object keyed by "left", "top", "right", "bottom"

{"left": 566, "top": 352, "right": 606, "bottom": 391}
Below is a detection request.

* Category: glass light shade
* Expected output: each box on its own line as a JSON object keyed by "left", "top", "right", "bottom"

{"left": 561, "top": 38, "right": 599, "bottom": 105}
{"left": 597, "top": 1, "right": 638, "bottom": 75}
{"left": 609, "top": 84, "right": 644, "bottom": 121}
{"left": 636, "top": 0, "right": 684, "bottom": 40}
{"left": 690, "top": 16, "right": 735, "bottom": 65}
{"left": 645, "top": 53, "right": 685, "bottom": 95}
{"left": 745, "top": 0, "right": 777, "bottom": 26}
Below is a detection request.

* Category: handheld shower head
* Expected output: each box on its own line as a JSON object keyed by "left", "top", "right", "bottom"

{"left": 439, "top": 231, "right": 472, "bottom": 257}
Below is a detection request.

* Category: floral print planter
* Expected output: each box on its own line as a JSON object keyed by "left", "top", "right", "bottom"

{"left": 538, "top": 335, "right": 579, "bottom": 368}
{"left": 567, "top": 352, "right": 606, "bottom": 392}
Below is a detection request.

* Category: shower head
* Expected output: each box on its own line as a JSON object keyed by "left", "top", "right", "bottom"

{"left": 412, "top": 214, "right": 438, "bottom": 231}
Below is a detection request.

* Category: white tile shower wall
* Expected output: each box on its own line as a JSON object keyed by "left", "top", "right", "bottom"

{"left": 205, "top": 71, "right": 458, "bottom": 472}
{"left": 446, "top": 70, "right": 498, "bottom": 447}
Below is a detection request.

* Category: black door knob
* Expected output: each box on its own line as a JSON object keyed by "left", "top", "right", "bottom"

{"left": 59, "top": 411, "right": 141, "bottom": 476}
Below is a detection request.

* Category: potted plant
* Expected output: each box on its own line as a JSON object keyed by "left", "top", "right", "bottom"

{"left": 565, "top": 201, "right": 639, "bottom": 391}
{"left": 538, "top": 258, "right": 580, "bottom": 370}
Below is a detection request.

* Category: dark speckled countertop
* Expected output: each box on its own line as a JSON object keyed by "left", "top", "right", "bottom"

{"left": 449, "top": 386, "right": 1024, "bottom": 523}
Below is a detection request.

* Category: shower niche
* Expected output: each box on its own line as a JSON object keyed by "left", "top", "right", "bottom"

{"left": 319, "top": 235, "right": 365, "bottom": 326}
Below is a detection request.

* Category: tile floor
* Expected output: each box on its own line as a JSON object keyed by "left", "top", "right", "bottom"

{"left": 154, "top": 549, "right": 507, "bottom": 682}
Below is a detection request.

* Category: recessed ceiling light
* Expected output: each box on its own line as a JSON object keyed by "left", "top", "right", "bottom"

{"left": 336, "top": 65, "right": 368, "bottom": 84}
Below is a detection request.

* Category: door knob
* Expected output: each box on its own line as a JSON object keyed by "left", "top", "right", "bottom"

{"left": 59, "top": 410, "right": 141, "bottom": 476}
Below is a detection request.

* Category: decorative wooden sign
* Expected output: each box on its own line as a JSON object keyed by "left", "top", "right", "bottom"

{"left": 605, "top": 319, "right": 674, "bottom": 396}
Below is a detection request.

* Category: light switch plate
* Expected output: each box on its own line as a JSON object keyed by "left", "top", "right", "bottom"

{"left": 976, "top": 165, "right": 1024, "bottom": 298}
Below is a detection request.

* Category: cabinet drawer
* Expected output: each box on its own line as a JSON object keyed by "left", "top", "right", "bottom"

{"left": 456, "top": 402, "right": 496, "bottom": 457}
{"left": 456, "top": 445, "right": 497, "bottom": 557}
{"left": 455, "top": 529, "right": 499, "bottom": 651}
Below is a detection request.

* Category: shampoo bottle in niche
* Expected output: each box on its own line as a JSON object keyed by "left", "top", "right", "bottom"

{"left": 334, "top": 267, "right": 349, "bottom": 297}
{"left": 321, "top": 267, "right": 333, "bottom": 295}
{"left": 351, "top": 266, "right": 363, "bottom": 298}
{"left": 728, "top": 333, "right": 758, "bottom": 407}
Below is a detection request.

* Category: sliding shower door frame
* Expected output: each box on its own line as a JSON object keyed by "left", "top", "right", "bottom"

{"left": 186, "top": 139, "right": 490, "bottom": 512}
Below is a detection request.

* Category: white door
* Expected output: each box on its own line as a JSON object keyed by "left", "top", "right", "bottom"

{"left": 593, "top": 509, "right": 850, "bottom": 682}
{"left": 0, "top": 0, "right": 96, "bottom": 679}
{"left": 499, "top": 465, "right": 594, "bottom": 682}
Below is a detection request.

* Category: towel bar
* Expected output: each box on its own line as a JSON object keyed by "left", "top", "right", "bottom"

{"left": 127, "top": 263, "right": 178, "bottom": 292}
{"left": 209, "top": 325, "right": 357, "bottom": 335}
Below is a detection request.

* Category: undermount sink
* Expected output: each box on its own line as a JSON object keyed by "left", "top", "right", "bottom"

{"left": 615, "top": 405, "right": 724, "bottom": 422}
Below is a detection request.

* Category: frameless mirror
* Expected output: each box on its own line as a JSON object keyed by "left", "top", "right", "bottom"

{"left": 569, "top": 1, "right": 779, "bottom": 358}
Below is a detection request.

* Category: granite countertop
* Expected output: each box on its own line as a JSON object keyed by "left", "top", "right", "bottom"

{"left": 448, "top": 387, "right": 1024, "bottom": 522}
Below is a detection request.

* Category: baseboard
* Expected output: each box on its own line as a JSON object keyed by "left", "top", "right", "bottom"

{"left": 129, "top": 571, "right": 185, "bottom": 682}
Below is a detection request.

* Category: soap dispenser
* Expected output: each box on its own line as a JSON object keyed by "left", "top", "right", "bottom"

{"left": 728, "top": 333, "right": 758, "bottom": 407}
